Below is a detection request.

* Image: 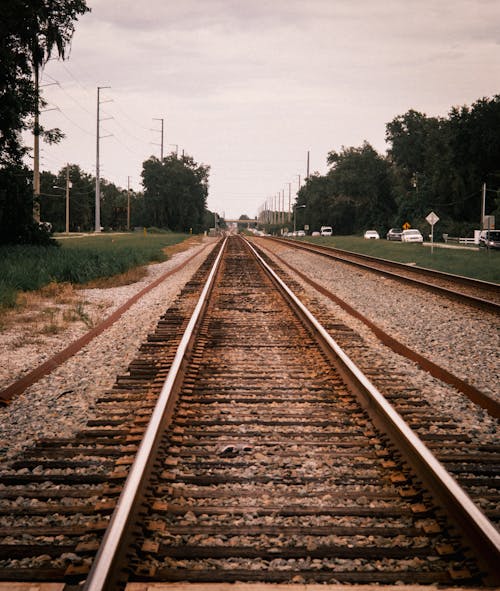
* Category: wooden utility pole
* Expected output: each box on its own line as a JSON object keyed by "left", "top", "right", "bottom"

{"left": 33, "top": 65, "right": 40, "bottom": 222}
{"left": 65, "top": 164, "right": 70, "bottom": 234}
{"left": 127, "top": 176, "right": 131, "bottom": 230}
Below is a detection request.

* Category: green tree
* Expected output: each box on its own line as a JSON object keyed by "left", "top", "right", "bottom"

{"left": 385, "top": 110, "right": 443, "bottom": 222}
{"left": 326, "top": 142, "right": 395, "bottom": 232}
{"left": 40, "top": 164, "right": 94, "bottom": 232}
{"left": 386, "top": 98, "right": 500, "bottom": 232}
{"left": 448, "top": 96, "right": 500, "bottom": 222}
{"left": 296, "top": 174, "right": 339, "bottom": 233}
{"left": 141, "top": 154, "right": 210, "bottom": 232}
{"left": 0, "top": 0, "right": 89, "bottom": 244}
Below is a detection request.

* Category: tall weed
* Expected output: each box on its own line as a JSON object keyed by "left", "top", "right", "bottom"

{"left": 0, "top": 233, "right": 187, "bottom": 309}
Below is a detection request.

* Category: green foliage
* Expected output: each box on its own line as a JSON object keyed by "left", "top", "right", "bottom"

{"left": 141, "top": 154, "right": 210, "bottom": 233}
{"left": 295, "top": 143, "right": 395, "bottom": 235}
{"left": 0, "top": 0, "right": 89, "bottom": 166}
{"left": 0, "top": 232, "right": 187, "bottom": 309}
{"left": 39, "top": 164, "right": 147, "bottom": 232}
{"left": 0, "top": 0, "right": 90, "bottom": 245}
{"left": 291, "top": 96, "right": 500, "bottom": 237}
{"left": 0, "top": 165, "right": 57, "bottom": 245}
{"left": 40, "top": 165, "right": 94, "bottom": 232}
{"left": 387, "top": 96, "right": 500, "bottom": 226}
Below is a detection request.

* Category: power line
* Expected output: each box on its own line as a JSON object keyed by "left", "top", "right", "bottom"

{"left": 56, "top": 108, "right": 94, "bottom": 136}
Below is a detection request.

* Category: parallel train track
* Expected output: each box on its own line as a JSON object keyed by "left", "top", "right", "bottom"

{"left": 272, "top": 237, "right": 500, "bottom": 312}
{"left": 0, "top": 236, "right": 498, "bottom": 590}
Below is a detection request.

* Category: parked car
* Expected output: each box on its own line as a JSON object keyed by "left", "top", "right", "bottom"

{"left": 386, "top": 228, "right": 402, "bottom": 241}
{"left": 363, "top": 230, "right": 380, "bottom": 239}
{"left": 401, "top": 229, "right": 423, "bottom": 243}
{"left": 311, "top": 231, "right": 320, "bottom": 236}
{"left": 479, "top": 230, "right": 500, "bottom": 249}
{"left": 296, "top": 229, "right": 306, "bottom": 237}
{"left": 320, "top": 226, "right": 333, "bottom": 236}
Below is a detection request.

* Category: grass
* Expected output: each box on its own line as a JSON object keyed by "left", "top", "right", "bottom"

{"left": 0, "top": 232, "right": 189, "bottom": 310}
{"left": 301, "top": 235, "right": 500, "bottom": 284}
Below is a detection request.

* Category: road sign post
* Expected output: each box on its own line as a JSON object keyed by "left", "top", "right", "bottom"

{"left": 426, "top": 211, "right": 440, "bottom": 254}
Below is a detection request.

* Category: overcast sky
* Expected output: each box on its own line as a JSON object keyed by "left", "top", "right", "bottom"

{"left": 36, "top": 0, "right": 500, "bottom": 219}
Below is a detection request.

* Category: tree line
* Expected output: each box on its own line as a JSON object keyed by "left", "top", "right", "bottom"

{"left": 0, "top": 0, "right": 215, "bottom": 245}
{"left": 37, "top": 154, "right": 213, "bottom": 234}
{"left": 269, "top": 96, "right": 500, "bottom": 238}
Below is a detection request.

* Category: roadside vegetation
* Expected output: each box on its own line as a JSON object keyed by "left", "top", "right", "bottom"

{"left": 0, "top": 232, "right": 188, "bottom": 310}
{"left": 261, "top": 97, "right": 500, "bottom": 242}
{"left": 303, "top": 236, "right": 500, "bottom": 283}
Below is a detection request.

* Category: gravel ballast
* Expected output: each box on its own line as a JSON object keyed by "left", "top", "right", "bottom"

{"left": 0, "top": 237, "right": 217, "bottom": 460}
{"left": 259, "top": 239, "right": 499, "bottom": 402}
{"left": 0, "top": 236, "right": 498, "bottom": 466}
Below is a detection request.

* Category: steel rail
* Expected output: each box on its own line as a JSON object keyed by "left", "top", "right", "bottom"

{"left": 270, "top": 237, "right": 500, "bottom": 313}
{"left": 83, "top": 238, "right": 227, "bottom": 591}
{"left": 255, "top": 241, "right": 500, "bottom": 420}
{"left": 245, "top": 237, "right": 500, "bottom": 585}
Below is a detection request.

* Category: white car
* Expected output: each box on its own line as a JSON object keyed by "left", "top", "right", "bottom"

{"left": 401, "top": 229, "right": 423, "bottom": 243}
{"left": 296, "top": 230, "right": 306, "bottom": 237}
{"left": 364, "top": 230, "right": 380, "bottom": 239}
{"left": 320, "top": 226, "right": 333, "bottom": 236}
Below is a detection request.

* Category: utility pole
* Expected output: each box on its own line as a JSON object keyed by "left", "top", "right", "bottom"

{"left": 306, "top": 150, "right": 310, "bottom": 180}
{"left": 127, "top": 176, "right": 131, "bottom": 231}
{"left": 481, "top": 182, "right": 486, "bottom": 229}
{"left": 286, "top": 182, "right": 292, "bottom": 222}
{"left": 33, "top": 65, "right": 40, "bottom": 222}
{"left": 65, "top": 164, "right": 70, "bottom": 234}
{"left": 95, "top": 86, "right": 111, "bottom": 233}
{"left": 153, "top": 118, "right": 164, "bottom": 160}
{"left": 32, "top": 73, "right": 58, "bottom": 222}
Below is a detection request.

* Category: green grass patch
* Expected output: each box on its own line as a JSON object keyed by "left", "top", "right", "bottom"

{"left": 302, "top": 236, "right": 500, "bottom": 284}
{"left": 0, "top": 232, "right": 188, "bottom": 309}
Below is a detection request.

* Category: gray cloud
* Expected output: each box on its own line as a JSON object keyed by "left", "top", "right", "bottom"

{"left": 36, "top": 0, "right": 500, "bottom": 217}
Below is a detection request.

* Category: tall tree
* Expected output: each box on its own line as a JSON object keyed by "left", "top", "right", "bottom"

{"left": 0, "top": 0, "right": 89, "bottom": 244}
{"left": 326, "top": 142, "right": 395, "bottom": 231}
{"left": 141, "top": 154, "right": 210, "bottom": 233}
{"left": 386, "top": 97, "right": 500, "bottom": 232}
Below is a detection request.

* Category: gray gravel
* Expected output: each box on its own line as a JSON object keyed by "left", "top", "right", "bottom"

{"left": 0, "top": 236, "right": 498, "bottom": 467}
{"left": 254, "top": 239, "right": 499, "bottom": 446}
{"left": 0, "top": 238, "right": 217, "bottom": 461}
{"left": 262, "top": 240, "right": 499, "bottom": 401}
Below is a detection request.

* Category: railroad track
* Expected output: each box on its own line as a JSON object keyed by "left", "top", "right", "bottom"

{"left": 249, "top": 237, "right": 500, "bottom": 420}
{"left": 272, "top": 237, "right": 500, "bottom": 312}
{"left": 0, "top": 236, "right": 498, "bottom": 591}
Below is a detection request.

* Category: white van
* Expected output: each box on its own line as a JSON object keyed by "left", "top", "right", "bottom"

{"left": 320, "top": 226, "right": 333, "bottom": 236}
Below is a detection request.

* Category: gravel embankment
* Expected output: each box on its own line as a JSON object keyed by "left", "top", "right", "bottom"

{"left": 0, "top": 238, "right": 217, "bottom": 461}
{"left": 252, "top": 239, "right": 499, "bottom": 446}
{"left": 260, "top": 240, "right": 499, "bottom": 402}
